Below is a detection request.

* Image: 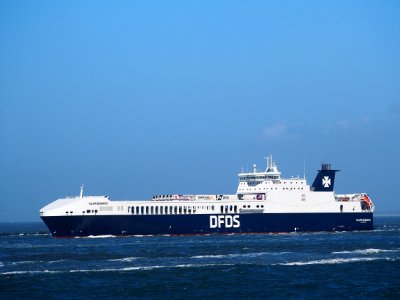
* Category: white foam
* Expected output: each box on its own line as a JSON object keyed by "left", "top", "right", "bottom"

{"left": 191, "top": 254, "right": 226, "bottom": 259}
{"left": 10, "top": 260, "right": 65, "bottom": 266}
{"left": 332, "top": 248, "right": 397, "bottom": 255}
{"left": 1, "top": 263, "right": 237, "bottom": 275}
{"left": 1, "top": 270, "right": 62, "bottom": 275}
{"left": 10, "top": 261, "right": 38, "bottom": 266}
{"left": 108, "top": 257, "right": 139, "bottom": 262}
{"left": 85, "top": 235, "right": 117, "bottom": 238}
{"left": 191, "top": 251, "right": 290, "bottom": 259}
{"left": 174, "top": 263, "right": 234, "bottom": 268}
{"left": 69, "top": 265, "right": 177, "bottom": 272}
{"left": 48, "top": 260, "right": 66, "bottom": 264}
{"left": 130, "top": 234, "right": 155, "bottom": 237}
{"left": 280, "top": 257, "right": 393, "bottom": 266}
{"left": 9, "top": 233, "right": 50, "bottom": 237}
{"left": 68, "top": 265, "right": 165, "bottom": 272}
{"left": 0, "top": 262, "right": 3, "bottom": 268}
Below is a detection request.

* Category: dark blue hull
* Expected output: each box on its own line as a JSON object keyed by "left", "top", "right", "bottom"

{"left": 41, "top": 212, "right": 373, "bottom": 237}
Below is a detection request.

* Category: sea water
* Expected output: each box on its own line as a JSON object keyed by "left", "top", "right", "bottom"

{"left": 1, "top": 217, "right": 399, "bottom": 299}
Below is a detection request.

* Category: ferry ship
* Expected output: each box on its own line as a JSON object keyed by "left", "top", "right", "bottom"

{"left": 40, "top": 156, "right": 374, "bottom": 237}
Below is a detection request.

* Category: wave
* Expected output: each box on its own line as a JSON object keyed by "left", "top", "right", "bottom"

{"left": 68, "top": 266, "right": 165, "bottom": 272}
{"left": 0, "top": 232, "right": 50, "bottom": 237}
{"left": 191, "top": 254, "right": 226, "bottom": 259}
{"left": 10, "top": 261, "right": 38, "bottom": 266}
{"left": 1, "top": 263, "right": 236, "bottom": 275}
{"left": 79, "top": 235, "right": 117, "bottom": 239}
{"left": 332, "top": 248, "right": 398, "bottom": 255}
{"left": 73, "top": 234, "right": 157, "bottom": 238}
{"left": 108, "top": 257, "right": 139, "bottom": 262}
{"left": 174, "top": 263, "right": 234, "bottom": 268}
{"left": 279, "top": 257, "right": 394, "bottom": 266}
{"left": 71, "top": 263, "right": 234, "bottom": 272}
{"left": 8, "top": 259, "right": 67, "bottom": 267}
{"left": 191, "top": 251, "right": 291, "bottom": 259}
{"left": 1, "top": 270, "right": 63, "bottom": 275}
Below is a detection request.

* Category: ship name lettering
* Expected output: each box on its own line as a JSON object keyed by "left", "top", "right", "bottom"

{"left": 209, "top": 215, "right": 240, "bottom": 229}
{"left": 89, "top": 202, "right": 108, "bottom": 205}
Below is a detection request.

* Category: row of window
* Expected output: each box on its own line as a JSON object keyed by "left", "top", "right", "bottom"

{"left": 238, "top": 187, "right": 305, "bottom": 191}
{"left": 239, "top": 175, "right": 280, "bottom": 180}
{"left": 68, "top": 204, "right": 264, "bottom": 216}
{"left": 240, "top": 179, "right": 304, "bottom": 184}
{"left": 66, "top": 210, "right": 98, "bottom": 215}
{"left": 100, "top": 206, "right": 113, "bottom": 212}
{"left": 242, "top": 205, "right": 265, "bottom": 209}
{"left": 126, "top": 204, "right": 261, "bottom": 215}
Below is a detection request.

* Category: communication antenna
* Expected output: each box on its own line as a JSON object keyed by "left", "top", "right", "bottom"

{"left": 303, "top": 158, "right": 306, "bottom": 179}
{"left": 80, "top": 184, "right": 84, "bottom": 199}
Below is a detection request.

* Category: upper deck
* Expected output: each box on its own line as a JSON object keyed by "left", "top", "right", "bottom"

{"left": 238, "top": 155, "right": 281, "bottom": 182}
{"left": 237, "top": 155, "right": 308, "bottom": 194}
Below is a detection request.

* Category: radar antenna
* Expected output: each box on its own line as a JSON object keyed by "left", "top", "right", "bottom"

{"left": 264, "top": 154, "right": 274, "bottom": 170}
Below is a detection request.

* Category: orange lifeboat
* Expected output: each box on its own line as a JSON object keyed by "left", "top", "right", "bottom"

{"left": 362, "top": 194, "right": 373, "bottom": 209}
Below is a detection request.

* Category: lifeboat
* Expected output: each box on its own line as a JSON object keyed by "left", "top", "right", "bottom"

{"left": 361, "top": 194, "right": 373, "bottom": 210}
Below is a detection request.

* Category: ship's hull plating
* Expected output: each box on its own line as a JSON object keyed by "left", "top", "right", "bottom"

{"left": 41, "top": 212, "right": 373, "bottom": 237}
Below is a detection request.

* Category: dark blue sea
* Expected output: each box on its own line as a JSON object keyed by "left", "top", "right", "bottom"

{"left": 1, "top": 217, "right": 400, "bottom": 299}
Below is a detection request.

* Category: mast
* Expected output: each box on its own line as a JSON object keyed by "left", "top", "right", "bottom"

{"left": 80, "top": 184, "right": 84, "bottom": 199}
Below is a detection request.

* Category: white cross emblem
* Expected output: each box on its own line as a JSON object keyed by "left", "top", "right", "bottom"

{"left": 322, "top": 176, "right": 331, "bottom": 188}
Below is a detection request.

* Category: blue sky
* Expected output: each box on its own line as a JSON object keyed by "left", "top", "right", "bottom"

{"left": 1, "top": 1, "right": 400, "bottom": 221}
